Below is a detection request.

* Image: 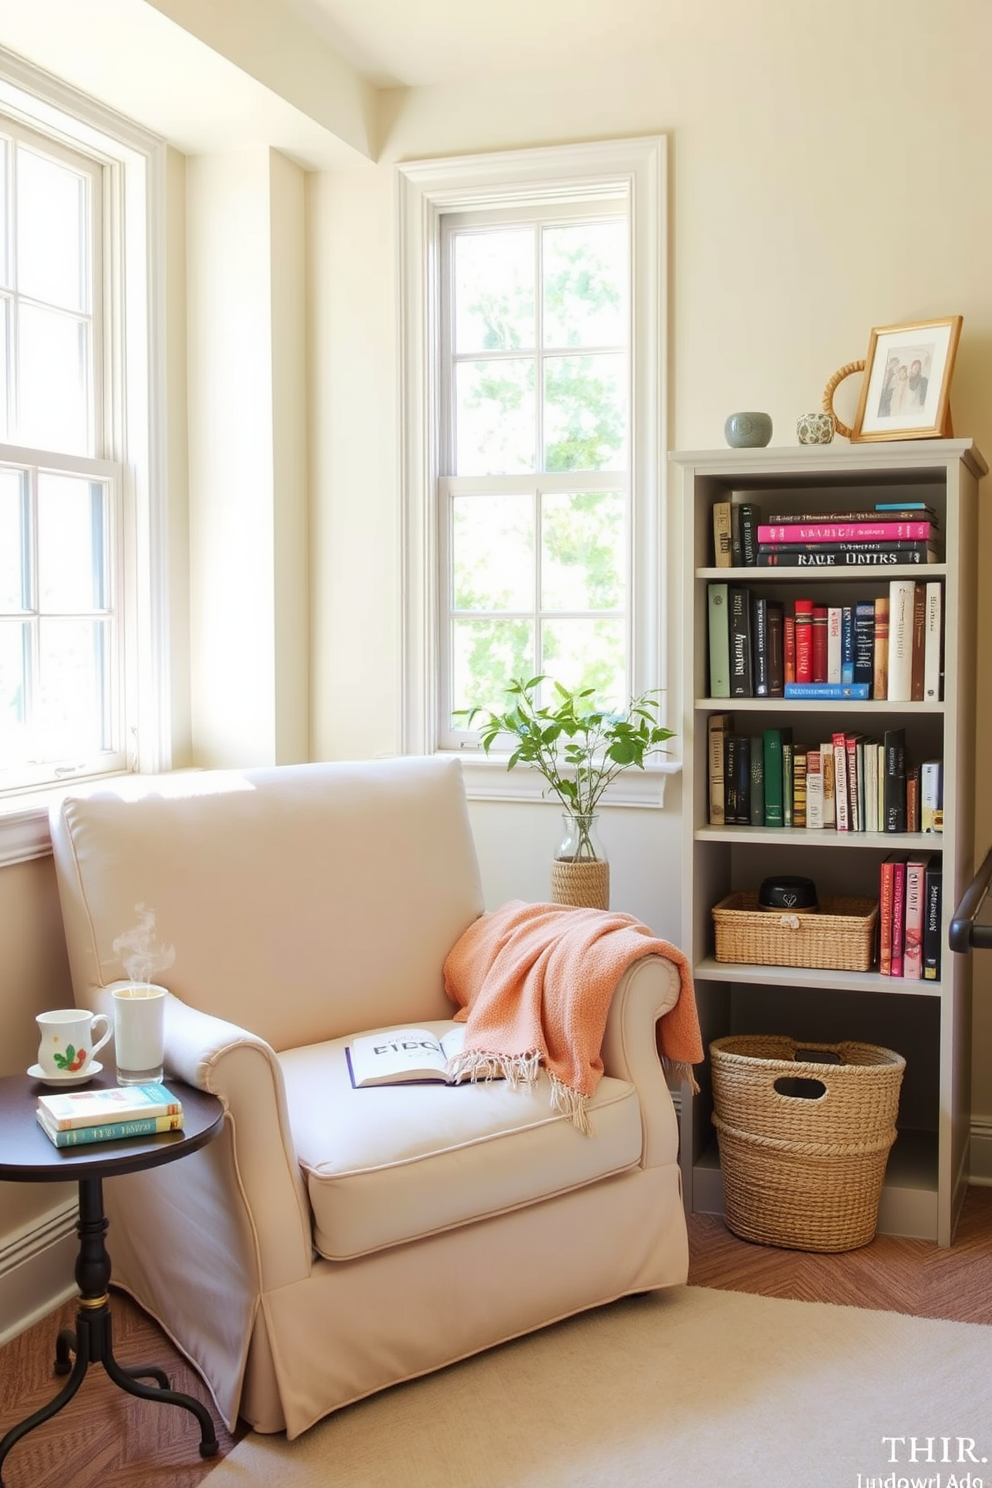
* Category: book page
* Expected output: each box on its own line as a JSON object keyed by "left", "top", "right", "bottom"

{"left": 348, "top": 1028, "right": 452, "bottom": 1087}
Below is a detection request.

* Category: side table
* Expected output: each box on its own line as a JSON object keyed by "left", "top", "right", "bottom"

{"left": 0, "top": 1070, "right": 225, "bottom": 1485}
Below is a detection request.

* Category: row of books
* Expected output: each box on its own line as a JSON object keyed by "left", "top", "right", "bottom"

{"left": 707, "top": 579, "right": 942, "bottom": 702}
{"left": 35, "top": 1082, "right": 184, "bottom": 1148}
{"left": 712, "top": 497, "right": 941, "bottom": 569}
{"left": 708, "top": 716, "right": 942, "bottom": 833}
{"left": 880, "top": 851, "right": 942, "bottom": 981}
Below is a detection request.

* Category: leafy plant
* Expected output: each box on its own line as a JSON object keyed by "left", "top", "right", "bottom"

{"left": 458, "top": 676, "right": 676, "bottom": 859}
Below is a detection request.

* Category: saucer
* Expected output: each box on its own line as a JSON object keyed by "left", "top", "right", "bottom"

{"left": 27, "top": 1060, "right": 103, "bottom": 1089}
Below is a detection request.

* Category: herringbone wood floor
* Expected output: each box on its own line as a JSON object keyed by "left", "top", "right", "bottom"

{"left": 2, "top": 1188, "right": 992, "bottom": 1487}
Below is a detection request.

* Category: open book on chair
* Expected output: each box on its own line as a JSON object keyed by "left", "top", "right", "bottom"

{"left": 346, "top": 1025, "right": 474, "bottom": 1088}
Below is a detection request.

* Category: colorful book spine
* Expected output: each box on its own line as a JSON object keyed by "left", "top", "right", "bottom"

{"left": 883, "top": 727, "right": 907, "bottom": 833}
{"left": 729, "top": 586, "right": 753, "bottom": 697}
{"left": 923, "top": 859, "right": 942, "bottom": 981}
{"left": 805, "top": 748, "right": 823, "bottom": 829}
{"left": 832, "top": 732, "right": 849, "bottom": 832}
{"left": 767, "top": 602, "right": 785, "bottom": 697}
{"left": 708, "top": 583, "right": 730, "bottom": 698}
{"left": 792, "top": 748, "right": 807, "bottom": 829}
{"left": 811, "top": 605, "right": 828, "bottom": 683}
{"left": 879, "top": 856, "right": 896, "bottom": 975}
{"left": 783, "top": 615, "right": 796, "bottom": 684}
{"left": 827, "top": 606, "right": 842, "bottom": 684}
{"left": 763, "top": 729, "right": 784, "bottom": 828}
{"left": 749, "top": 734, "right": 765, "bottom": 827}
{"left": 923, "top": 581, "right": 942, "bottom": 702}
{"left": 911, "top": 580, "right": 927, "bottom": 703}
{"left": 752, "top": 595, "right": 769, "bottom": 696}
{"left": 36, "top": 1112, "right": 184, "bottom": 1147}
{"left": 820, "top": 743, "right": 836, "bottom": 829}
{"left": 712, "top": 502, "right": 732, "bottom": 568}
{"left": 921, "top": 760, "right": 943, "bottom": 833}
{"left": 903, "top": 856, "right": 929, "bottom": 981}
{"left": 840, "top": 605, "right": 854, "bottom": 684}
{"left": 755, "top": 546, "right": 936, "bottom": 567}
{"left": 782, "top": 733, "right": 794, "bottom": 828}
{"left": 794, "top": 599, "right": 813, "bottom": 683}
{"left": 891, "top": 858, "right": 907, "bottom": 977}
{"left": 853, "top": 601, "right": 875, "bottom": 689}
{"left": 873, "top": 596, "right": 889, "bottom": 700}
{"left": 783, "top": 682, "right": 870, "bottom": 701}
{"left": 707, "top": 713, "right": 731, "bottom": 826}
{"left": 758, "top": 521, "right": 933, "bottom": 543}
{"left": 888, "top": 578, "right": 916, "bottom": 702}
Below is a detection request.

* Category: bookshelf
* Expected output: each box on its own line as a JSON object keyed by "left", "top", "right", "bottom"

{"left": 671, "top": 439, "right": 987, "bottom": 1247}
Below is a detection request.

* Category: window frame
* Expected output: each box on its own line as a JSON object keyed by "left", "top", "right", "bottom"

{"left": 397, "top": 136, "right": 677, "bottom": 805}
{"left": 0, "top": 45, "right": 169, "bottom": 864}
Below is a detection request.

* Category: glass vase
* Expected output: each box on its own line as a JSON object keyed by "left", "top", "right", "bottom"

{"left": 551, "top": 814, "right": 610, "bottom": 910}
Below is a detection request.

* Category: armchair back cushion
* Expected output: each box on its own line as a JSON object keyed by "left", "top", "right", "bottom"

{"left": 52, "top": 757, "right": 485, "bottom": 1051}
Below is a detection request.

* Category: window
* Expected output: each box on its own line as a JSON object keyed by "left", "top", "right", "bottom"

{"left": 398, "top": 138, "right": 673, "bottom": 802}
{"left": 0, "top": 50, "right": 166, "bottom": 831}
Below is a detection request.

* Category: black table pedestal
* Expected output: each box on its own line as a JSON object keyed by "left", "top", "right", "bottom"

{"left": 0, "top": 1176, "right": 218, "bottom": 1485}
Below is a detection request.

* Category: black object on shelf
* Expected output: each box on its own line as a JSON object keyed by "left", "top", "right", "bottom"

{"left": 949, "top": 846, "right": 992, "bottom": 953}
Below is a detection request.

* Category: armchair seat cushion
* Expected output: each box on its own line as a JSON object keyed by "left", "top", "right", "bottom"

{"left": 280, "top": 1021, "right": 643, "bottom": 1261}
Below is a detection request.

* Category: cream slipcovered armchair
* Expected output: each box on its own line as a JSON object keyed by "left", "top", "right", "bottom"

{"left": 49, "top": 757, "right": 689, "bottom": 1439}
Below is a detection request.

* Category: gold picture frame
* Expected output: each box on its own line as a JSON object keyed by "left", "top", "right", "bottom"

{"left": 851, "top": 316, "right": 962, "bottom": 442}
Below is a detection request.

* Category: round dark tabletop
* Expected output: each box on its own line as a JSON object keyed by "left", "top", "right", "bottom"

{"left": 0, "top": 1069, "right": 224, "bottom": 1181}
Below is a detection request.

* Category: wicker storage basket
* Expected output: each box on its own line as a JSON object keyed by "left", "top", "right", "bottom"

{"left": 710, "top": 1035, "right": 905, "bottom": 1252}
{"left": 711, "top": 893, "right": 878, "bottom": 972}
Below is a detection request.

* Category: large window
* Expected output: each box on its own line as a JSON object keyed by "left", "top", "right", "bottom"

{"left": 399, "top": 138, "right": 671, "bottom": 801}
{"left": 0, "top": 53, "right": 165, "bottom": 823}
{"left": 441, "top": 206, "right": 630, "bottom": 733}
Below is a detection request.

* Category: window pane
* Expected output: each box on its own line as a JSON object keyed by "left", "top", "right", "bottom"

{"left": 541, "top": 617, "right": 625, "bottom": 710}
{"left": 0, "top": 619, "right": 29, "bottom": 762}
{"left": 543, "top": 353, "right": 626, "bottom": 472}
{"left": 453, "top": 493, "right": 533, "bottom": 611}
{"left": 455, "top": 358, "right": 535, "bottom": 474}
{"left": 17, "top": 145, "right": 87, "bottom": 312}
{"left": 37, "top": 473, "right": 107, "bottom": 611}
{"left": 541, "top": 491, "right": 624, "bottom": 611}
{"left": 17, "top": 302, "right": 89, "bottom": 454}
{"left": 454, "top": 228, "right": 534, "bottom": 354}
{"left": 542, "top": 221, "right": 626, "bottom": 349}
{"left": 38, "top": 616, "right": 110, "bottom": 755}
{"left": 0, "top": 467, "right": 29, "bottom": 609}
{"left": 0, "top": 139, "right": 8, "bottom": 288}
{"left": 0, "top": 299, "right": 9, "bottom": 441}
{"left": 452, "top": 617, "right": 533, "bottom": 717}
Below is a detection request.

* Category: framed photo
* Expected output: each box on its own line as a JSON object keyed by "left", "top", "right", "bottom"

{"left": 852, "top": 316, "right": 962, "bottom": 442}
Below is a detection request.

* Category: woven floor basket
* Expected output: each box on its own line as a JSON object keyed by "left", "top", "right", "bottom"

{"left": 551, "top": 859, "right": 610, "bottom": 910}
{"left": 710, "top": 1035, "right": 906, "bottom": 1252}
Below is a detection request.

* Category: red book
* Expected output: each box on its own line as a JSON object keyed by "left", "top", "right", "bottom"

{"left": 784, "top": 616, "right": 796, "bottom": 684}
{"left": 758, "top": 520, "right": 933, "bottom": 543}
{"left": 879, "top": 856, "right": 896, "bottom": 975}
{"left": 891, "top": 856, "right": 907, "bottom": 977}
{"left": 832, "top": 731, "right": 850, "bottom": 831}
{"left": 812, "top": 605, "right": 828, "bottom": 683}
{"left": 794, "top": 599, "right": 813, "bottom": 683}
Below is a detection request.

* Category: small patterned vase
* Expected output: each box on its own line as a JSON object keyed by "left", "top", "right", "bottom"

{"left": 797, "top": 411, "right": 835, "bottom": 445}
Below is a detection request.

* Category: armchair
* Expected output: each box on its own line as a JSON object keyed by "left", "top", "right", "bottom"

{"left": 49, "top": 757, "right": 688, "bottom": 1438}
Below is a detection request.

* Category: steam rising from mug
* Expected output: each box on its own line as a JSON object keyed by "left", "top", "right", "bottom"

{"left": 112, "top": 903, "right": 176, "bottom": 985}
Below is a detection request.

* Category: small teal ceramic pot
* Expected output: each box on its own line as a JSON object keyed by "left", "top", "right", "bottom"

{"left": 725, "top": 411, "right": 773, "bottom": 448}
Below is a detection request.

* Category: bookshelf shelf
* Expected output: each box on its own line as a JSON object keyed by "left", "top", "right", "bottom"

{"left": 672, "top": 439, "right": 987, "bottom": 1247}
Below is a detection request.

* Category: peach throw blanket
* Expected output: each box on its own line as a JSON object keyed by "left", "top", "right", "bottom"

{"left": 443, "top": 900, "right": 702, "bottom": 1133}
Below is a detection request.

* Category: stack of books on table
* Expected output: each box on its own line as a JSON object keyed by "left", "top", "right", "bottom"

{"left": 35, "top": 1083, "right": 184, "bottom": 1148}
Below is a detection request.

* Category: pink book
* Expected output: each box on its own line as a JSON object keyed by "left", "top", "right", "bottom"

{"left": 758, "top": 521, "right": 932, "bottom": 544}
{"left": 890, "top": 857, "right": 907, "bottom": 978}
{"left": 903, "top": 856, "right": 929, "bottom": 980}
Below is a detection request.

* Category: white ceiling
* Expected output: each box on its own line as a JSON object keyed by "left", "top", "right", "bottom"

{"left": 277, "top": 0, "right": 670, "bottom": 89}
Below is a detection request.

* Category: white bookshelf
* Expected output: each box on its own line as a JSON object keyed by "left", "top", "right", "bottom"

{"left": 671, "top": 440, "right": 987, "bottom": 1247}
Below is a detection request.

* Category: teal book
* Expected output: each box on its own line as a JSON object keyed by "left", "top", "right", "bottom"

{"left": 763, "top": 728, "right": 784, "bottom": 827}
{"left": 36, "top": 1111, "right": 184, "bottom": 1147}
{"left": 708, "top": 583, "right": 730, "bottom": 697}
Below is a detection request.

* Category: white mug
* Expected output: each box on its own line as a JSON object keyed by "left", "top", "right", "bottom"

{"left": 112, "top": 984, "right": 168, "bottom": 1085}
{"left": 36, "top": 1008, "right": 113, "bottom": 1077}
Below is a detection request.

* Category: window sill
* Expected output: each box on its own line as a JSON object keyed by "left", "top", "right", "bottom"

{"left": 450, "top": 752, "right": 681, "bottom": 808}
{"left": 0, "top": 775, "right": 135, "bottom": 869}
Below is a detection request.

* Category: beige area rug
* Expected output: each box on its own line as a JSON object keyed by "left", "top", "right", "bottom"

{"left": 207, "top": 1285, "right": 992, "bottom": 1487}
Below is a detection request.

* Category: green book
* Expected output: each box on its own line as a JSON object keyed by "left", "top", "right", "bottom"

{"left": 708, "top": 583, "right": 731, "bottom": 697}
{"left": 782, "top": 730, "right": 795, "bottom": 827}
{"left": 763, "top": 728, "right": 784, "bottom": 827}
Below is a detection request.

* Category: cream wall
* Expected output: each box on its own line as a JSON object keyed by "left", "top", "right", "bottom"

{"left": 307, "top": 0, "right": 992, "bottom": 1087}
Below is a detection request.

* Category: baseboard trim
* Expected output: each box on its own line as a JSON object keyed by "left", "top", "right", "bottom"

{"left": 967, "top": 1118, "right": 992, "bottom": 1187}
{"left": 0, "top": 1198, "right": 78, "bottom": 1346}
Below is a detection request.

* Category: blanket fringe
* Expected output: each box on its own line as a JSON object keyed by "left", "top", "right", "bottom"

{"left": 663, "top": 1058, "right": 700, "bottom": 1095}
{"left": 447, "top": 1050, "right": 594, "bottom": 1133}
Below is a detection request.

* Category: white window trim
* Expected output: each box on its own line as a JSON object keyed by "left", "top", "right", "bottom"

{"left": 397, "top": 136, "right": 679, "bottom": 807}
{"left": 0, "top": 46, "right": 168, "bottom": 863}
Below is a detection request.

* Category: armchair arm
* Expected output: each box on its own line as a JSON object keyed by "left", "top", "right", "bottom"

{"left": 95, "top": 983, "right": 313, "bottom": 1291}
{"left": 600, "top": 955, "right": 682, "bottom": 1170}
